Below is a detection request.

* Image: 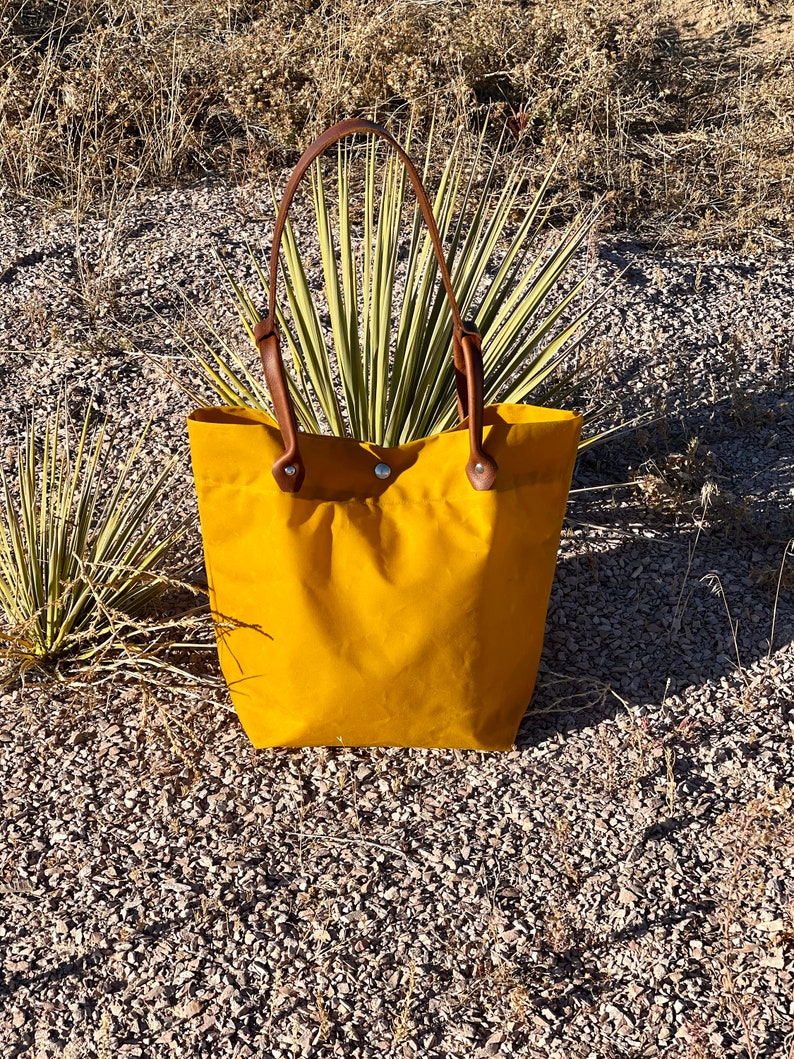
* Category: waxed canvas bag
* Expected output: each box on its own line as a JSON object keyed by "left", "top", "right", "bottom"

{"left": 188, "top": 119, "right": 582, "bottom": 750}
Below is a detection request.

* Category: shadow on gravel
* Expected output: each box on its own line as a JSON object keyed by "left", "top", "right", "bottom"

{"left": 519, "top": 524, "right": 790, "bottom": 743}
{"left": 0, "top": 921, "right": 172, "bottom": 1000}
{"left": 516, "top": 390, "right": 793, "bottom": 750}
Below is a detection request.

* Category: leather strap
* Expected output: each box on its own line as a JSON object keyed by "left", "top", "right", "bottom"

{"left": 255, "top": 118, "right": 497, "bottom": 493}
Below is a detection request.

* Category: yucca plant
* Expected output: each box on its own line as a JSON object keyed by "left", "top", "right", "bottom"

{"left": 184, "top": 128, "right": 608, "bottom": 446}
{"left": 0, "top": 407, "right": 191, "bottom": 672}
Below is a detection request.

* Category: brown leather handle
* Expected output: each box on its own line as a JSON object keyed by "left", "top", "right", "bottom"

{"left": 254, "top": 118, "right": 497, "bottom": 493}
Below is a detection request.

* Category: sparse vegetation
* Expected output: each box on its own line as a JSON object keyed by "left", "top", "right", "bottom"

{"left": 713, "top": 788, "right": 794, "bottom": 1059}
{"left": 0, "top": 406, "right": 191, "bottom": 674}
{"left": 0, "top": 2, "right": 792, "bottom": 1056}
{"left": 184, "top": 133, "right": 606, "bottom": 444}
{"left": 2, "top": 0, "right": 793, "bottom": 240}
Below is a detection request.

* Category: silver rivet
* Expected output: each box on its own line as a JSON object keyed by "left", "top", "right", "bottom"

{"left": 284, "top": 464, "right": 297, "bottom": 477}
{"left": 475, "top": 462, "right": 485, "bottom": 474}
{"left": 374, "top": 462, "right": 391, "bottom": 480}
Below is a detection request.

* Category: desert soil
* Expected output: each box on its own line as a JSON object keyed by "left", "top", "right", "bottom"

{"left": 0, "top": 177, "right": 792, "bottom": 1058}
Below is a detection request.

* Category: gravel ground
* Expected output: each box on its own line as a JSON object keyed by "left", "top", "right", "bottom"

{"left": 0, "top": 178, "right": 793, "bottom": 1058}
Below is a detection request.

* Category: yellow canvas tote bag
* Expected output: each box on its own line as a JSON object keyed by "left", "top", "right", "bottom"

{"left": 188, "top": 119, "right": 582, "bottom": 750}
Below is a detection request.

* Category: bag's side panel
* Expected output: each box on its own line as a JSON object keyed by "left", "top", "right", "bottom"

{"left": 188, "top": 405, "right": 581, "bottom": 750}
{"left": 460, "top": 407, "right": 582, "bottom": 746}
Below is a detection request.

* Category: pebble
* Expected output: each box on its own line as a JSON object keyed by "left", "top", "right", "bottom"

{"left": 0, "top": 184, "right": 792, "bottom": 1057}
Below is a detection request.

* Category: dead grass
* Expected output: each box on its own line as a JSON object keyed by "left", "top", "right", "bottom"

{"left": 1, "top": 0, "right": 792, "bottom": 241}
{"left": 712, "top": 787, "right": 794, "bottom": 1059}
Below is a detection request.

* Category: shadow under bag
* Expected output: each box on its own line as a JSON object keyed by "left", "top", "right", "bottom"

{"left": 188, "top": 119, "right": 582, "bottom": 750}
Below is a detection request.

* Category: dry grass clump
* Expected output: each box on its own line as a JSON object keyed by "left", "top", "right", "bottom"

{"left": 1, "top": 0, "right": 793, "bottom": 238}
{"left": 0, "top": 0, "right": 233, "bottom": 202}
{"left": 713, "top": 788, "right": 794, "bottom": 1059}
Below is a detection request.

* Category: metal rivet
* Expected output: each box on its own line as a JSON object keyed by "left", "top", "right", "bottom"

{"left": 475, "top": 462, "right": 485, "bottom": 474}
{"left": 284, "top": 464, "right": 297, "bottom": 477}
{"left": 374, "top": 462, "right": 392, "bottom": 480}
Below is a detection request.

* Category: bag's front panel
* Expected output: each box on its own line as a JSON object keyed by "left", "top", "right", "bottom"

{"left": 188, "top": 404, "right": 581, "bottom": 749}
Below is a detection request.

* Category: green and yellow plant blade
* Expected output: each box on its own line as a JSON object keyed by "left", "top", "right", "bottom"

{"left": 187, "top": 126, "right": 608, "bottom": 448}
{"left": 0, "top": 406, "right": 190, "bottom": 670}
